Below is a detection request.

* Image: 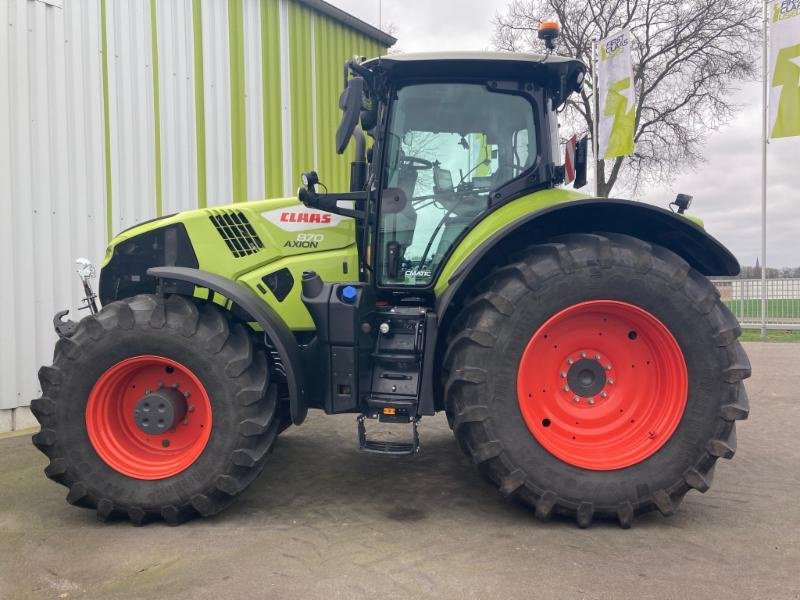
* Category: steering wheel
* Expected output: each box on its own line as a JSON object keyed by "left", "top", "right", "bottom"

{"left": 400, "top": 156, "right": 433, "bottom": 171}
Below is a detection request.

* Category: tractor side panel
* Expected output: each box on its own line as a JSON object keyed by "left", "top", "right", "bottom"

{"left": 180, "top": 197, "right": 356, "bottom": 280}
{"left": 237, "top": 246, "right": 358, "bottom": 330}
{"left": 100, "top": 197, "right": 358, "bottom": 330}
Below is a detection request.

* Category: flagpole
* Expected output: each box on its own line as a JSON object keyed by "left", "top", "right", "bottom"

{"left": 592, "top": 38, "right": 600, "bottom": 197}
{"left": 761, "top": 0, "right": 769, "bottom": 339}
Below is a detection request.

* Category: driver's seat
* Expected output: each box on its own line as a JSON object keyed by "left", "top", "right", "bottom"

{"left": 388, "top": 161, "right": 419, "bottom": 251}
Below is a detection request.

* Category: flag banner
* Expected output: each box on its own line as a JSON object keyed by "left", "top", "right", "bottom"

{"left": 597, "top": 29, "right": 635, "bottom": 160}
{"left": 769, "top": 1, "right": 800, "bottom": 139}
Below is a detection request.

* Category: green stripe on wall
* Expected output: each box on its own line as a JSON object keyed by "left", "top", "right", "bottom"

{"left": 288, "top": 2, "right": 314, "bottom": 191}
{"left": 192, "top": 0, "right": 207, "bottom": 208}
{"left": 261, "top": 0, "right": 283, "bottom": 198}
{"left": 100, "top": 0, "right": 113, "bottom": 240}
{"left": 228, "top": 0, "right": 247, "bottom": 203}
{"left": 149, "top": 0, "right": 163, "bottom": 216}
{"left": 312, "top": 18, "right": 388, "bottom": 192}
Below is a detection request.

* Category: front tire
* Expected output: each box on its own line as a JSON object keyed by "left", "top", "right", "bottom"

{"left": 31, "top": 294, "right": 278, "bottom": 525}
{"left": 443, "top": 233, "right": 750, "bottom": 528}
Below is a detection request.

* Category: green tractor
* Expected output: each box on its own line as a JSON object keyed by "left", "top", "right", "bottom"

{"left": 32, "top": 46, "right": 750, "bottom": 528}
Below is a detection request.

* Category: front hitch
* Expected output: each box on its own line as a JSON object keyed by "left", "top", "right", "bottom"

{"left": 52, "top": 258, "right": 100, "bottom": 339}
{"left": 53, "top": 310, "right": 78, "bottom": 339}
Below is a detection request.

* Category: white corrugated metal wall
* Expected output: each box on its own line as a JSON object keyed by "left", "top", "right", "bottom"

{"left": 0, "top": 0, "right": 107, "bottom": 426}
{"left": 0, "top": 0, "right": 392, "bottom": 430}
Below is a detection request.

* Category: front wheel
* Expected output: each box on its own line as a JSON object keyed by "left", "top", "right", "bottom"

{"left": 32, "top": 294, "right": 279, "bottom": 525}
{"left": 443, "top": 233, "right": 750, "bottom": 528}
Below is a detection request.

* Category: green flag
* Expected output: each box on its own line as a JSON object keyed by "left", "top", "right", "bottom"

{"left": 769, "top": 2, "right": 800, "bottom": 139}
{"left": 598, "top": 29, "right": 635, "bottom": 159}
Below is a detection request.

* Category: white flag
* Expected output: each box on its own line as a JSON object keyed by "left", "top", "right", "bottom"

{"left": 597, "top": 29, "right": 635, "bottom": 159}
{"left": 769, "top": 1, "right": 800, "bottom": 139}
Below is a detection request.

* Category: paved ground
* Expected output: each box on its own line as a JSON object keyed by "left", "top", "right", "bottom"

{"left": 1, "top": 341, "right": 798, "bottom": 599}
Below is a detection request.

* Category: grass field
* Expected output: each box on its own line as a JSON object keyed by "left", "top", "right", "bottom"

{"left": 723, "top": 299, "right": 800, "bottom": 319}
{"left": 740, "top": 329, "right": 800, "bottom": 342}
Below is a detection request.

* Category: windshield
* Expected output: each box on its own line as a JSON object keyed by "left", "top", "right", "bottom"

{"left": 379, "top": 82, "right": 538, "bottom": 286}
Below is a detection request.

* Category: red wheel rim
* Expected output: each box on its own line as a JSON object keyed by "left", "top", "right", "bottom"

{"left": 517, "top": 300, "right": 687, "bottom": 470}
{"left": 85, "top": 355, "right": 212, "bottom": 480}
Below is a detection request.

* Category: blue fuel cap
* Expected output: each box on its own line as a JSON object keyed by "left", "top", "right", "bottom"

{"left": 341, "top": 285, "right": 358, "bottom": 304}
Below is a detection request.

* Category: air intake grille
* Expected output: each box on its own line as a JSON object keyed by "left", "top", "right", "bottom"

{"left": 208, "top": 210, "right": 265, "bottom": 258}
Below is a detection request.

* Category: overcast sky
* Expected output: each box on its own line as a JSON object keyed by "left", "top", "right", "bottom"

{"left": 329, "top": 0, "right": 800, "bottom": 269}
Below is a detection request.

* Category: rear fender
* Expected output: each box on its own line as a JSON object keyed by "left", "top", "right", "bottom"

{"left": 148, "top": 266, "right": 308, "bottom": 425}
{"left": 434, "top": 199, "right": 739, "bottom": 402}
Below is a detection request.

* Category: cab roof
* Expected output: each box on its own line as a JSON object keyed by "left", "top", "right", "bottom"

{"left": 366, "top": 50, "right": 581, "bottom": 65}
{"left": 362, "top": 51, "right": 586, "bottom": 104}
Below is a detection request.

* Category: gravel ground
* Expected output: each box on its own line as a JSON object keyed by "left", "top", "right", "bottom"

{"left": 0, "top": 341, "right": 798, "bottom": 600}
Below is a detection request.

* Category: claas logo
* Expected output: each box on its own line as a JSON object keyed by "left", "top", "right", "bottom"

{"left": 279, "top": 212, "right": 332, "bottom": 224}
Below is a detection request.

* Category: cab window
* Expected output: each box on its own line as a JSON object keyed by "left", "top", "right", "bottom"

{"left": 379, "top": 82, "right": 538, "bottom": 286}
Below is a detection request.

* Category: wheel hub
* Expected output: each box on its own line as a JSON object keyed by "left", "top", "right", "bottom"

{"left": 133, "top": 386, "right": 187, "bottom": 434}
{"left": 565, "top": 357, "right": 607, "bottom": 399}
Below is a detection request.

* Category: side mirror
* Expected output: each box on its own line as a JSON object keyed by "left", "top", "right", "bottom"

{"left": 572, "top": 135, "right": 589, "bottom": 189}
{"left": 336, "top": 76, "right": 365, "bottom": 155}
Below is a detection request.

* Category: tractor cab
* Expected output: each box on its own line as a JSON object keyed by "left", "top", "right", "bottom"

{"left": 293, "top": 52, "right": 588, "bottom": 453}
{"left": 299, "top": 52, "right": 587, "bottom": 292}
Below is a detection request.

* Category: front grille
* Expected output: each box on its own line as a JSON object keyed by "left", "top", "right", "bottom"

{"left": 208, "top": 210, "right": 265, "bottom": 258}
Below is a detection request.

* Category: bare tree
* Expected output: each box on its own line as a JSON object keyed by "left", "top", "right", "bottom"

{"left": 493, "top": 0, "right": 760, "bottom": 197}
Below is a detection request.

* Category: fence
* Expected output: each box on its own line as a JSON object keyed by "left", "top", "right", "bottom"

{"left": 711, "top": 278, "right": 800, "bottom": 330}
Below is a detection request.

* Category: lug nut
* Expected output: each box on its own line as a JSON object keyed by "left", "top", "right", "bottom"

{"left": 187, "top": 405, "right": 195, "bottom": 412}
{"left": 605, "top": 364, "right": 613, "bottom": 371}
{"left": 580, "top": 352, "right": 587, "bottom": 358}
{"left": 172, "top": 382, "right": 179, "bottom": 389}
{"left": 560, "top": 371, "right": 567, "bottom": 378}
{"left": 183, "top": 391, "right": 190, "bottom": 398}
{"left": 608, "top": 379, "right": 615, "bottom": 385}
{"left": 562, "top": 385, "right": 569, "bottom": 392}
{"left": 600, "top": 391, "right": 608, "bottom": 398}
{"left": 595, "top": 354, "right": 601, "bottom": 360}
{"left": 588, "top": 398, "right": 595, "bottom": 405}
{"left": 145, "top": 388, "right": 152, "bottom": 395}
{"left": 567, "top": 358, "right": 574, "bottom": 365}
{"left": 572, "top": 395, "right": 580, "bottom": 403}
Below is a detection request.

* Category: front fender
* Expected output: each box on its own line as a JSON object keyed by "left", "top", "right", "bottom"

{"left": 148, "top": 266, "right": 308, "bottom": 425}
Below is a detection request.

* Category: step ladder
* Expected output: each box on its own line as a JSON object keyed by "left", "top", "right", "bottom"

{"left": 357, "top": 414, "right": 420, "bottom": 456}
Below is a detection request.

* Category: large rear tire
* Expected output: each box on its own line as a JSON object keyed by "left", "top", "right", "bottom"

{"left": 443, "top": 233, "right": 750, "bottom": 528}
{"left": 31, "top": 294, "right": 278, "bottom": 525}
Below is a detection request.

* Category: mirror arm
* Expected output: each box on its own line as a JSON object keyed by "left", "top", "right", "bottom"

{"left": 297, "top": 188, "right": 368, "bottom": 220}
{"left": 346, "top": 59, "right": 372, "bottom": 84}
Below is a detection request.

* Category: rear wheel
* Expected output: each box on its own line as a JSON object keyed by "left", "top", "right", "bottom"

{"left": 32, "top": 294, "right": 278, "bottom": 525}
{"left": 443, "top": 233, "right": 750, "bottom": 528}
